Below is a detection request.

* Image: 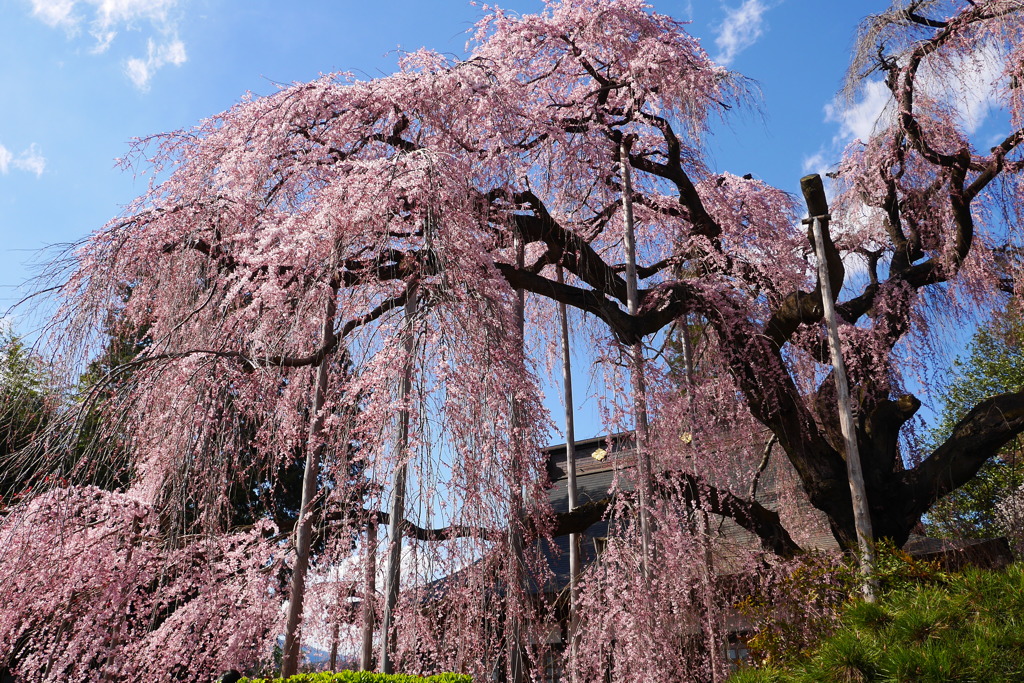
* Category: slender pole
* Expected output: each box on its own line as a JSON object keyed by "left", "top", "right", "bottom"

{"left": 379, "top": 290, "right": 418, "bottom": 673}
{"left": 505, "top": 237, "right": 528, "bottom": 683}
{"left": 620, "top": 139, "right": 654, "bottom": 579}
{"left": 281, "top": 291, "right": 339, "bottom": 677}
{"left": 360, "top": 519, "right": 377, "bottom": 671}
{"left": 556, "top": 264, "right": 580, "bottom": 681}
{"left": 802, "top": 174, "right": 878, "bottom": 602}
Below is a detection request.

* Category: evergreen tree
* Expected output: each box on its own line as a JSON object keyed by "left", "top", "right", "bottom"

{"left": 926, "top": 303, "right": 1024, "bottom": 539}
{"left": 0, "top": 331, "right": 58, "bottom": 506}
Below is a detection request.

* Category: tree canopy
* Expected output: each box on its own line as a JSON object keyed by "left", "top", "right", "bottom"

{"left": 5, "top": 0, "right": 1024, "bottom": 680}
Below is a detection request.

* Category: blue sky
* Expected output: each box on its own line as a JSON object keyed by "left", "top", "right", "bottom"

{"left": 6, "top": 0, "right": 993, "bottom": 440}
{"left": 0, "top": 0, "right": 889, "bottom": 315}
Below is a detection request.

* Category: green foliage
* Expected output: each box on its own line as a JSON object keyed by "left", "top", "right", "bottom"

{"left": 735, "top": 551, "right": 859, "bottom": 666}
{"left": 870, "top": 541, "right": 949, "bottom": 594}
{"left": 0, "top": 331, "right": 58, "bottom": 505}
{"left": 926, "top": 305, "right": 1024, "bottom": 540}
{"left": 239, "top": 672, "right": 471, "bottom": 683}
{"left": 729, "top": 563, "right": 1024, "bottom": 682}
{"left": 736, "top": 542, "right": 946, "bottom": 667}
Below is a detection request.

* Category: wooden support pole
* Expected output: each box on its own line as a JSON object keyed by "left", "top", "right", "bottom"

{"left": 556, "top": 264, "right": 580, "bottom": 681}
{"left": 506, "top": 237, "right": 528, "bottom": 683}
{"left": 801, "top": 173, "right": 878, "bottom": 602}
{"left": 620, "top": 139, "right": 654, "bottom": 579}
{"left": 360, "top": 519, "right": 377, "bottom": 671}
{"left": 329, "top": 622, "right": 340, "bottom": 672}
{"left": 281, "top": 291, "right": 339, "bottom": 677}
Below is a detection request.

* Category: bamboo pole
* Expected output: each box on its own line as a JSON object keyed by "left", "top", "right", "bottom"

{"left": 619, "top": 139, "right": 654, "bottom": 579}
{"left": 379, "top": 290, "right": 418, "bottom": 673}
{"left": 801, "top": 174, "right": 878, "bottom": 602}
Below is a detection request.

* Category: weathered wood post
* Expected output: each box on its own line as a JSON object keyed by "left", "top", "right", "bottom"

{"left": 505, "top": 236, "right": 528, "bottom": 683}
{"left": 620, "top": 138, "right": 654, "bottom": 579}
{"left": 281, "top": 290, "right": 338, "bottom": 677}
{"left": 801, "top": 173, "right": 878, "bottom": 602}
{"left": 556, "top": 263, "right": 580, "bottom": 682}
{"left": 360, "top": 516, "right": 377, "bottom": 671}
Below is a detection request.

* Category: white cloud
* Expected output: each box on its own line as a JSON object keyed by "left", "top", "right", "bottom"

{"left": 125, "top": 37, "right": 187, "bottom": 91}
{"left": 714, "top": 0, "right": 768, "bottom": 66}
{"left": 27, "top": 0, "right": 187, "bottom": 90}
{"left": 0, "top": 142, "right": 46, "bottom": 178}
{"left": 825, "top": 79, "right": 895, "bottom": 144}
{"left": 13, "top": 144, "right": 47, "bottom": 178}
{"left": 823, "top": 41, "right": 1005, "bottom": 147}
{"left": 925, "top": 40, "right": 1005, "bottom": 134}
{"left": 29, "top": 0, "right": 77, "bottom": 28}
{"left": 801, "top": 150, "right": 830, "bottom": 178}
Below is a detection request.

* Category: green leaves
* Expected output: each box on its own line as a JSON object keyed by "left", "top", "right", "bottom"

{"left": 926, "top": 305, "right": 1024, "bottom": 540}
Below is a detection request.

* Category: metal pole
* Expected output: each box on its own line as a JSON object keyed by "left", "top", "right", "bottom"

{"left": 802, "top": 174, "right": 878, "bottom": 602}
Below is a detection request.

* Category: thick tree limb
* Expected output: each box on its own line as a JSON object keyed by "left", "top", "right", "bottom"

{"left": 903, "top": 390, "right": 1024, "bottom": 519}
{"left": 306, "top": 471, "right": 800, "bottom": 558}
{"left": 550, "top": 470, "right": 800, "bottom": 558}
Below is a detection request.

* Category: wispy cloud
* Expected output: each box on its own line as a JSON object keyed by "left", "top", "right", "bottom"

{"left": 825, "top": 79, "right": 895, "bottom": 144}
{"left": 930, "top": 40, "right": 1004, "bottom": 134}
{"left": 714, "top": 0, "right": 768, "bottom": 66}
{"left": 801, "top": 150, "right": 829, "bottom": 178}
{"left": 125, "top": 37, "right": 187, "bottom": 92}
{"left": 823, "top": 41, "right": 1005, "bottom": 147}
{"left": 0, "top": 142, "right": 47, "bottom": 178}
{"left": 27, "top": 0, "right": 188, "bottom": 90}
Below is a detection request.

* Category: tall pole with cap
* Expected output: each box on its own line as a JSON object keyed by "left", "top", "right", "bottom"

{"left": 801, "top": 173, "right": 878, "bottom": 602}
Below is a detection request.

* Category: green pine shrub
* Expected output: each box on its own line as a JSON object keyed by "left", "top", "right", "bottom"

{"left": 729, "top": 563, "right": 1024, "bottom": 682}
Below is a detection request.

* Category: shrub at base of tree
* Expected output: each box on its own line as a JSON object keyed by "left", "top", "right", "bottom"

{"left": 730, "top": 563, "right": 1024, "bottom": 682}
{"left": 239, "top": 672, "right": 471, "bottom": 683}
